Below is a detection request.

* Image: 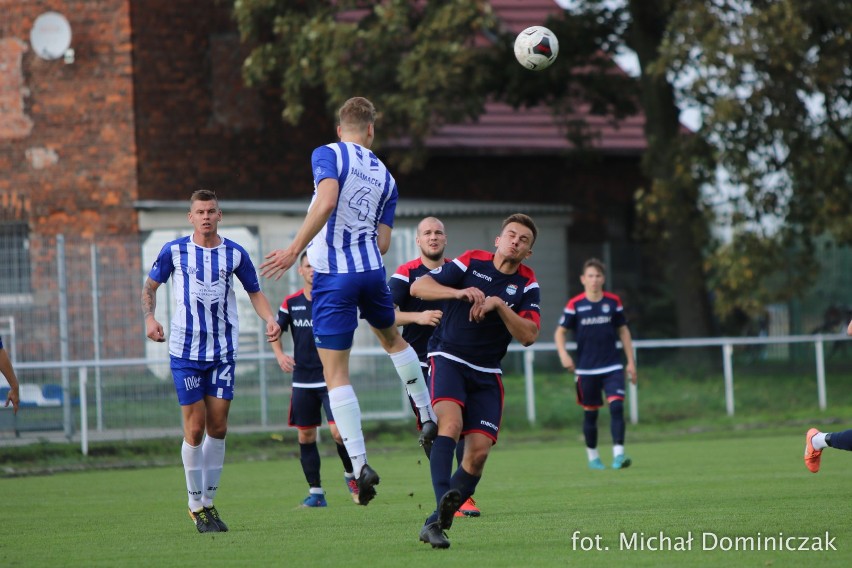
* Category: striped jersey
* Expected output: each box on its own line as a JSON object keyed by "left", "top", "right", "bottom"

{"left": 426, "top": 250, "right": 541, "bottom": 373}
{"left": 558, "top": 292, "right": 628, "bottom": 374}
{"left": 389, "top": 258, "right": 449, "bottom": 363}
{"left": 276, "top": 290, "right": 325, "bottom": 388}
{"left": 307, "top": 142, "right": 398, "bottom": 274}
{"left": 148, "top": 235, "right": 261, "bottom": 362}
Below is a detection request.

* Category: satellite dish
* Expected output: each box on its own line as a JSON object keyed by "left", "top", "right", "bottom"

{"left": 30, "top": 12, "right": 72, "bottom": 61}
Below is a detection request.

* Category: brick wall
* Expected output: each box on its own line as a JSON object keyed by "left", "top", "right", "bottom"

{"left": 130, "top": 0, "right": 331, "bottom": 203}
{"left": 0, "top": 0, "right": 139, "bottom": 237}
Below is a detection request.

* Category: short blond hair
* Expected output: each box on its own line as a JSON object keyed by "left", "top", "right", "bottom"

{"left": 338, "top": 97, "right": 376, "bottom": 131}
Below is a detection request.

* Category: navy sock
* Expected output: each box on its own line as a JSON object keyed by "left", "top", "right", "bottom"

{"left": 610, "top": 400, "right": 625, "bottom": 445}
{"left": 455, "top": 437, "right": 465, "bottom": 468}
{"left": 583, "top": 410, "right": 599, "bottom": 449}
{"left": 827, "top": 430, "right": 852, "bottom": 450}
{"left": 299, "top": 442, "right": 321, "bottom": 488}
{"left": 450, "top": 466, "right": 481, "bottom": 503}
{"left": 426, "top": 435, "right": 457, "bottom": 525}
{"left": 336, "top": 442, "right": 353, "bottom": 475}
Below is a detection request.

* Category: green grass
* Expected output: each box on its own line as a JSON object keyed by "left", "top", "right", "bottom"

{"left": 2, "top": 430, "right": 850, "bottom": 567}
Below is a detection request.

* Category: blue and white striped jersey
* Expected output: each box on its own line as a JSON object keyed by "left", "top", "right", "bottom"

{"left": 307, "top": 142, "right": 398, "bottom": 274}
{"left": 148, "top": 236, "right": 262, "bottom": 362}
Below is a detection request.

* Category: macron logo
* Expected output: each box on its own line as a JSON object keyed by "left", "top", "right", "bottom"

{"left": 472, "top": 270, "right": 492, "bottom": 282}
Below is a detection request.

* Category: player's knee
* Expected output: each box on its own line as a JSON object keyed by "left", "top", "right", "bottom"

{"left": 609, "top": 399, "right": 624, "bottom": 416}
{"left": 299, "top": 429, "right": 318, "bottom": 444}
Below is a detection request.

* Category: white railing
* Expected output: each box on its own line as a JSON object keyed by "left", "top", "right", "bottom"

{"left": 7, "top": 333, "right": 852, "bottom": 455}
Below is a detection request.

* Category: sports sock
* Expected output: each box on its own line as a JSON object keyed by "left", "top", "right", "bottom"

{"left": 181, "top": 439, "right": 203, "bottom": 512}
{"left": 300, "top": 441, "right": 322, "bottom": 488}
{"left": 430, "top": 435, "right": 457, "bottom": 511}
{"left": 583, "top": 409, "right": 599, "bottom": 449}
{"left": 827, "top": 429, "right": 852, "bottom": 450}
{"left": 610, "top": 399, "right": 625, "bottom": 446}
{"left": 201, "top": 435, "right": 225, "bottom": 508}
{"left": 586, "top": 447, "right": 600, "bottom": 461}
{"left": 455, "top": 437, "right": 465, "bottom": 468}
{"left": 328, "top": 385, "right": 367, "bottom": 477}
{"left": 613, "top": 444, "right": 625, "bottom": 457}
{"left": 450, "top": 466, "right": 481, "bottom": 504}
{"left": 336, "top": 442, "right": 354, "bottom": 474}
{"left": 390, "top": 346, "right": 435, "bottom": 423}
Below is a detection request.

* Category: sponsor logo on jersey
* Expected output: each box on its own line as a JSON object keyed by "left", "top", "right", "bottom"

{"left": 577, "top": 305, "right": 592, "bottom": 312}
{"left": 580, "top": 315, "right": 612, "bottom": 325}
{"left": 291, "top": 319, "right": 313, "bottom": 328}
{"left": 184, "top": 375, "right": 202, "bottom": 391}
{"left": 480, "top": 419, "right": 499, "bottom": 431}
{"left": 291, "top": 305, "right": 307, "bottom": 311}
{"left": 349, "top": 167, "right": 383, "bottom": 188}
{"left": 472, "top": 270, "right": 493, "bottom": 282}
{"left": 506, "top": 284, "right": 518, "bottom": 296}
{"left": 314, "top": 166, "right": 323, "bottom": 177}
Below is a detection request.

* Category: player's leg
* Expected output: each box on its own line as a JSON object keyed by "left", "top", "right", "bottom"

{"left": 199, "top": 363, "right": 234, "bottom": 530}
{"left": 805, "top": 427, "right": 852, "bottom": 473}
{"left": 292, "top": 387, "right": 327, "bottom": 507}
{"left": 603, "top": 370, "right": 630, "bottom": 470}
{"left": 325, "top": 391, "right": 358, "bottom": 503}
{"left": 171, "top": 357, "right": 218, "bottom": 533}
{"left": 312, "top": 272, "right": 380, "bottom": 505}
{"left": 453, "top": 436, "right": 480, "bottom": 517}
{"left": 576, "top": 374, "right": 605, "bottom": 469}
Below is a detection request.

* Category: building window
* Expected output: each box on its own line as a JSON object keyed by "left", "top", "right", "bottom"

{"left": 0, "top": 222, "right": 31, "bottom": 295}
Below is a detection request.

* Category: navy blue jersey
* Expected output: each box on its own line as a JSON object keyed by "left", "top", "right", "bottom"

{"left": 559, "top": 292, "right": 628, "bottom": 374}
{"left": 427, "top": 250, "right": 541, "bottom": 372}
{"left": 388, "top": 257, "right": 449, "bottom": 362}
{"left": 277, "top": 290, "right": 324, "bottom": 385}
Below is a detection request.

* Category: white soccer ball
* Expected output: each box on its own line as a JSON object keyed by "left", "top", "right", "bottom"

{"left": 513, "top": 26, "right": 559, "bottom": 71}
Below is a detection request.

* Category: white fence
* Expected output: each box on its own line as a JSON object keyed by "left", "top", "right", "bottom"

{"left": 3, "top": 333, "right": 851, "bottom": 455}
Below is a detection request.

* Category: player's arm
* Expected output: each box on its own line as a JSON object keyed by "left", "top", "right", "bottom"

{"left": 475, "top": 297, "right": 539, "bottom": 346}
{"left": 269, "top": 330, "right": 296, "bottom": 372}
{"left": 847, "top": 319, "right": 852, "bottom": 336}
{"left": 247, "top": 291, "right": 282, "bottom": 342}
{"left": 0, "top": 347, "right": 20, "bottom": 413}
{"left": 554, "top": 325, "right": 575, "bottom": 372}
{"left": 394, "top": 307, "right": 443, "bottom": 327}
{"left": 411, "top": 274, "right": 486, "bottom": 305}
{"left": 618, "top": 324, "right": 637, "bottom": 384}
{"left": 261, "top": 178, "right": 339, "bottom": 279}
{"left": 377, "top": 223, "right": 392, "bottom": 255}
{"left": 141, "top": 277, "right": 165, "bottom": 343}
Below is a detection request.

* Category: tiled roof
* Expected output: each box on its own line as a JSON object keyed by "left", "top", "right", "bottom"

{"left": 422, "top": 0, "right": 647, "bottom": 155}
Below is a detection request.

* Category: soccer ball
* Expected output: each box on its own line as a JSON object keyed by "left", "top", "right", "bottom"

{"left": 513, "top": 26, "right": 559, "bottom": 71}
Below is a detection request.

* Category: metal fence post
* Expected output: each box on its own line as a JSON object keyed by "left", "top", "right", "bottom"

{"left": 523, "top": 349, "right": 536, "bottom": 425}
{"left": 57, "top": 235, "right": 73, "bottom": 439}
{"left": 723, "top": 343, "right": 735, "bottom": 416}
{"left": 79, "top": 366, "right": 88, "bottom": 456}
{"left": 815, "top": 337, "right": 827, "bottom": 411}
{"left": 91, "top": 244, "right": 104, "bottom": 431}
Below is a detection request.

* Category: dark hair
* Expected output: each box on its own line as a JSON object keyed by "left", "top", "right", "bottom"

{"left": 583, "top": 258, "right": 606, "bottom": 275}
{"left": 190, "top": 189, "right": 218, "bottom": 207}
{"left": 501, "top": 213, "right": 538, "bottom": 245}
{"left": 338, "top": 97, "right": 376, "bottom": 130}
{"left": 299, "top": 251, "right": 309, "bottom": 263}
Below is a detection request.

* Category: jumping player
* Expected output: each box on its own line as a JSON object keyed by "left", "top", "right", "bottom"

{"left": 554, "top": 258, "right": 637, "bottom": 470}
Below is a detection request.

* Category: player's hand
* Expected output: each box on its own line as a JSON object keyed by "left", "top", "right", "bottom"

{"left": 559, "top": 352, "right": 575, "bottom": 372}
{"left": 266, "top": 320, "right": 282, "bottom": 342}
{"left": 415, "top": 310, "right": 443, "bottom": 327}
{"left": 260, "top": 248, "right": 298, "bottom": 280}
{"left": 626, "top": 363, "right": 637, "bottom": 385}
{"left": 277, "top": 353, "right": 295, "bottom": 373}
{"left": 470, "top": 296, "right": 502, "bottom": 322}
{"left": 456, "top": 286, "right": 486, "bottom": 305}
{"left": 4, "top": 386, "right": 19, "bottom": 414}
{"left": 146, "top": 317, "right": 165, "bottom": 343}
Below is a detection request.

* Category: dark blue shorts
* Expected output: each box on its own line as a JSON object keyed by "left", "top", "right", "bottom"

{"left": 288, "top": 386, "right": 334, "bottom": 429}
{"left": 312, "top": 269, "right": 396, "bottom": 347}
{"left": 429, "top": 355, "right": 504, "bottom": 443}
{"left": 170, "top": 357, "right": 236, "bottom": 406}
{"left": 575, "top": 369, "right": 626, "bottom": 410}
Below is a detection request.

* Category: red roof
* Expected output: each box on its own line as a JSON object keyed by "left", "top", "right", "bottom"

{"left": 420, "top": 0, "right": 648, "bottom": 155}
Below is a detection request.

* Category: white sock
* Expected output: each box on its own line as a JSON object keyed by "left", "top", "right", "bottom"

{"left": 309, "top": 487, "right": 324, "bottom": 495}
{"left": 328, "top": 385, "right": 367, "bottom": 477}
{"left": 613, "top": 444, "right": 625, "bottom": 458}
{"left": 201, "top": 435, "right": 226, "bottom": 508}
{"left": 181, "top": 440, "right": 204, "bottom": 512}
{"left": 390, "top": 346, "right": 435, "bottom": 423}
{"left": 812, "top": 432, "right": 828, "bottom": 450}
{"left": 586, "top": 447, "right": 600, "bottom": 461}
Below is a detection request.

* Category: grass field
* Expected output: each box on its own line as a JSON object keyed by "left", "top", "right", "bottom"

{"left": 2, "top": 429, "right": 849, "bottom": 567}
